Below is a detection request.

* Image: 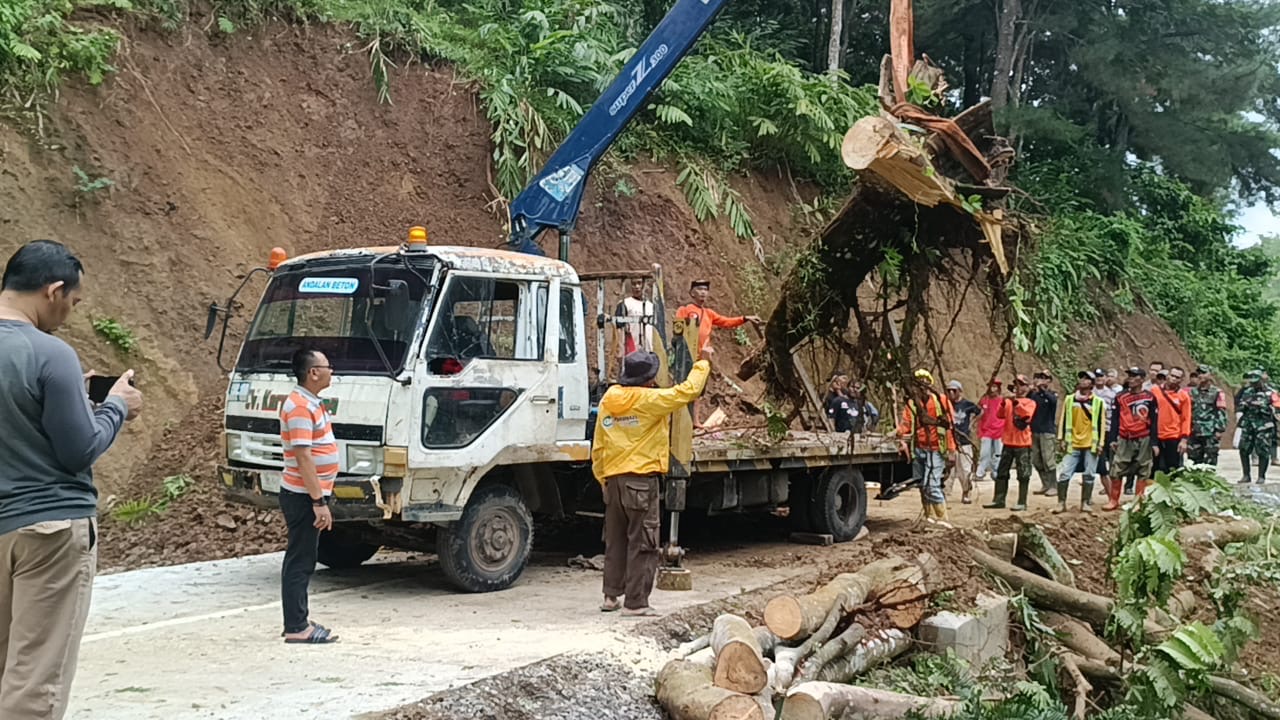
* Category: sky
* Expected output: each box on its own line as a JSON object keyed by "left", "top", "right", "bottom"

{"left": 1235, "top": 201, "right": 1279, "bottom": 247}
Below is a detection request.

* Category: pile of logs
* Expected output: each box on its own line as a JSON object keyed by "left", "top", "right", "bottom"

{"left": 655, "top": 554, "right": 961, "bottom": 720}
{"left": 655, "top": 516, "right": 1278, "bottom": 720}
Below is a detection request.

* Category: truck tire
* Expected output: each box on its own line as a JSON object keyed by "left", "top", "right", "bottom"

{"left": 317, "top": 529, "right": 381, "bottom": 569}
{"left": 438, "top": 484, "right": 533, "bottom": 593}
{"left": 809, "top": 467, "right": 867, "bottom": 542}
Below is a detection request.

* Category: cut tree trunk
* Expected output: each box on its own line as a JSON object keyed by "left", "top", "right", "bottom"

{"left": 794, "top": 623, "right": 866, "bottom": 685}
{"left": 712, "top": 615, "right": 769, "bottom": 694}
{"left": 1017, "top": 523, "right": 1076, "bottom": 587}
{"left": 782, "top": 683, "right": 960, "bottom": 720}
{"left": 656, "top": 660, "right": 764, "bottom": 720}
{"left": 969, "top": 547, "right": 1168, "bottom": 638}
{"left": 810, "top": 629, "right": 911, "bottom": 683}
{"left": 1040, "top": 611, "right": 1120, "bottom": 665}
{"left": 764, "top": 556, "right": 936, "bottom": 641}
{"left": 1179, "top": 518, "right": 1263, "bottom": 547}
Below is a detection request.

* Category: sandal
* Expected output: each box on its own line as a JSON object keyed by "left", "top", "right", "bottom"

{"left": 284, "top": 625, "right": 339, "bottom": 644}
{"left": 600, "top": 599, "right": 621, "bottom": 613}
{"left": 621, "top": 607, "right": 659, "bottom": 617}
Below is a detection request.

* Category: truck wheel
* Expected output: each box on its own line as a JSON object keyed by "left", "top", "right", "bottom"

{"left": 438, "top": 484, "right": 533, "bottom": 593}
{"left": 809, "top": 467, "right": 867, "bottom": 542}
{"left": 317, "top": 529, "right": 381, "bottom": 569}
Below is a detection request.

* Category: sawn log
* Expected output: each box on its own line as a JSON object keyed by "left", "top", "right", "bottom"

{"left": 656, "top": 660, "right": 764, "bottom": 720}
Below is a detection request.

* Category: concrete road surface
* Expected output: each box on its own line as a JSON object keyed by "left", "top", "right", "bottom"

{"left": 72, "top": 553, "right": 804, "bottom": 719}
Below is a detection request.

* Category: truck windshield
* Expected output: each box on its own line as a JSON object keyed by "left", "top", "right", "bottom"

{"left": 236, "top": 263, "right": 431, "bottom": 374}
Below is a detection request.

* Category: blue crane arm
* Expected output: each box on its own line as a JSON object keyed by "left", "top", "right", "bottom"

{"left": 507, "top": 0, "right": 728, "bottom": 261}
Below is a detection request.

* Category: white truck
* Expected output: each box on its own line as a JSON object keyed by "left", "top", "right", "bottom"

{"left": 210, "top": 237, "right": 908, "bottom": 591}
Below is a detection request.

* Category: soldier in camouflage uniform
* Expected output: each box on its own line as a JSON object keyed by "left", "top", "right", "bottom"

{"left": 1187, "top": 365, "right": 1227, "bottom": 466}
{"left": 1237, "top": 369, "right": 1279, "bottom": 484}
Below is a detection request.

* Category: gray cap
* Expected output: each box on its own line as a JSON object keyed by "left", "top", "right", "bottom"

{"left": 945, "top": 380, "right": 963, "bottom": 391}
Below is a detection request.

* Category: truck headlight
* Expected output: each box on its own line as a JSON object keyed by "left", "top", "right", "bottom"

{"left": 346, "top": 445, "right": 379, "bottom": 475}
{"left": 226, "top": 433, "right": 244, "bottom": 461}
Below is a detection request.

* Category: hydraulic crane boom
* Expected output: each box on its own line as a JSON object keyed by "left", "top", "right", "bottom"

{"left": 506, "top": 0, "right": 729, "bottom": 262}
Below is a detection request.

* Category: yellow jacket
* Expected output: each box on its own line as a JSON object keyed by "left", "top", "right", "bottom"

{"left": 591, "top": 360, "right": 711, "bottom": 483}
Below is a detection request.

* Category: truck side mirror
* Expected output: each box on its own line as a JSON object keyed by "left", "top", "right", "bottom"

{"left": 383, "top": 280, "right": 410, "bottom": 329}
{"left": 204, "top": 302, "right": 221, "bottom": 341}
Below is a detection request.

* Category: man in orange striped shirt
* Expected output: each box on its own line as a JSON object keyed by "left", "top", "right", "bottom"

{"left": 278, "top": 348, "right": 340, "bottom": 644}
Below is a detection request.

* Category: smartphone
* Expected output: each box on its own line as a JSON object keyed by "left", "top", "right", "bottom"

{"left": 88, "top": 375, "right": 135, "bottom": 404}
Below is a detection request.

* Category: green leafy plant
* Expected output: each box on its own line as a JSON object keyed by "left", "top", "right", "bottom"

{"left": 733, "top": 327, "right": 749, "bottom": 346}
{"left": 72, "top": 165, "right": 114, "bottom": 194}
{"left": 216, "top": 15, "right": 235, "bottom": 33}
{"left": 612, "top": 177, "right": 635, "bottom": 197}
{"left": 0, "top": 0, "right": 128, "bottom": 96}
{"left": 110, "top": 498, "right": 160, "bottom": 526}
{"left": 92, "top": 317, "right": 137, "bottom": 353}
{"left": 109, "top": 474, "right": 195, "bottom": 526}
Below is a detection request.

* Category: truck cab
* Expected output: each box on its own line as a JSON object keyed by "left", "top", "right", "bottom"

{"left": 219, "top": 239, "right": 599, "bottom": 591}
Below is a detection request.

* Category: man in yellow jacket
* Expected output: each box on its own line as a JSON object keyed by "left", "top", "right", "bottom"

{"left": 592, "top": 349, "right": 711, "bottom": 616}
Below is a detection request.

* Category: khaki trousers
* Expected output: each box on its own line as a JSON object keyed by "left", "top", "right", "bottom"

{"left": 0, "top": 518, "right": 97, "bottom": 720}
{"left": 602, "top": 474, "right": 661, "bottom": 610}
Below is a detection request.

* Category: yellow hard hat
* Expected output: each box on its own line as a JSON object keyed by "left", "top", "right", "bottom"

{"left": 913, "top": 368, "right": 934, "bottom": 384}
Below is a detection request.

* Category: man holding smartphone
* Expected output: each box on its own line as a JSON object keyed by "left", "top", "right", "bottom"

{"left": 278, "top": 348, "right": 340, "bottom": 643}
{"left": 0, "top": 240, "right": 143, "bottom": 719}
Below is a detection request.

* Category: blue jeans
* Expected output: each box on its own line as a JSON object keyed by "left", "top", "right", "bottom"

{"left": 913, "top": 449, "right": 946, "bottom": 504}
{"left": 1057, "top": 448, "right": 1098, "bottom": 488}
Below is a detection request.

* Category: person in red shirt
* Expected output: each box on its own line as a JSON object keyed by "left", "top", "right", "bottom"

{"left": 984, "top": 375, "right": 1036, "bottom": 510}
{"left": 1105, "top": 367, "right": 1160, "bottom": 510}
{"left": 896, "top": 369, "right": 955, "bottom": 524}
{"left": 1150, "top": 366, "right": 1192, "bottom": 474}
{"left": 975, "top": 379, "right": 1006, "bottom": 482}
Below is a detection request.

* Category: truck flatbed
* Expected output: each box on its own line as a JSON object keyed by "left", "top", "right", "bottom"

{"left": 690, "top": 429, "right": 901, "bottom": 471}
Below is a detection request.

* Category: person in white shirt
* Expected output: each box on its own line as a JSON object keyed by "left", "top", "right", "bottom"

{"left": 615, "top": 278, "right": 655, "bottom": 372}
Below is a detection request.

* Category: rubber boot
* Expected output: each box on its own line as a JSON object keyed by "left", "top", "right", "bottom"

{"left": 1103, "top": 479, "right": 1122, "bottom": 511}
{"left": 1011, "top": 477, "right": 1029, "bottom": 511}
{"left": 1080, "top": 482, "right": 1095, "bottom": 512}
{"left": 1259, "top": 455, "right": 1270, "bottom": 485}
{"left": 934, "top": 503, "right": 953, "bottom": 528}
{"left": 1136, "top": 479, "right": 1149, "bottom": 497}
{"left": 1239, "top": 450, "right": 1252, "bottom": 484}
{"left": 984, "top": 475, "right": 1008, "bottom": 509}
{"left": 1051, "top": 481, "right": 1068, "bottom": 514}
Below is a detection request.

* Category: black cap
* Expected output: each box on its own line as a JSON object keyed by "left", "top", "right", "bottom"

{"left": 690, "top": 279, "right": 710, "bottom": 290}
{"left": 619, "top": 351, "right": 660, "bottom": 386}
{"left": 1125, "top": 367, "right": 1146, "bottom": 377}
{"left": 1078, "top": 370, "right": 1096, "bottom": 380}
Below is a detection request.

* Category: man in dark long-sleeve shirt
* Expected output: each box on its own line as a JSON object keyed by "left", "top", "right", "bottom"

{"left": 1104, "top": 367, "right": 1158, "bottom": 510}
{"left": 1029, "top": 371, "right": 1059, "bottom": 496}
{"left": 0, "top": 240, "right": 143, "bottom": 719}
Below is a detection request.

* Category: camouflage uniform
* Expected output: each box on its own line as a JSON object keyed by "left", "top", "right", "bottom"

{"left": 1238, "top": 380, "right": 1278, "bottom": 482}
{"left": 1187, "top": 384, "right": 1227, "bottom": 466}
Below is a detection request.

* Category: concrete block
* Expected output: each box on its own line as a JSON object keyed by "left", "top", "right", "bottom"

{"left": 918, "top": 592, "right": 1010, "bottom": 668}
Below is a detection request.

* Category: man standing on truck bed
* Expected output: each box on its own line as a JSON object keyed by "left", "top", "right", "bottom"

{"left": 593, "top": 349, "right": 712, "bottom": 616}
{"left": 615, "top": 277, "right": 655, "bottom": 371}
{"left": 675, "top": 280, "right": 758, "bottom": 426}
{"left": 0, "top": 240, "right": 143, "bottom": 719}
{"left": 278, "top": 348, "right": 339, "bottom": 644}
{"left": 896, "top": 369, "right": 955, "bottom": 524}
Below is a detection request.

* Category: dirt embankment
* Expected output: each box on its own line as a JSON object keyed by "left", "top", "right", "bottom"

{"left": 0, "top": 19, "right": 1194, "bottom": 570}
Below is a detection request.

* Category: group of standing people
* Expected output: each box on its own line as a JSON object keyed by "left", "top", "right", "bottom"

{"left": 894, "top": 360, "right": 1272, "bottom": 523}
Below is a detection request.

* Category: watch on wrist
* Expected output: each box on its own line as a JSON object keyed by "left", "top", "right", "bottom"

{"left": 311, "top": 496, "right": 327, "bottom": 507}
